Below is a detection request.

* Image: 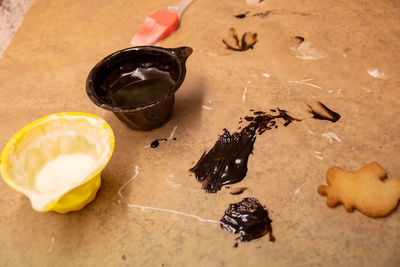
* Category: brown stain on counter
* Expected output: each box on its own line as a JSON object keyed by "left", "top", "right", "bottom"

{"left": 222, "top": 28, "right": 258, "bottom": 52}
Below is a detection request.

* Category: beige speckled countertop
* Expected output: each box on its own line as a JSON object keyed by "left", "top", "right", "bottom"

{"left": 1, "top": 0, "right": 400, "bottom": 266}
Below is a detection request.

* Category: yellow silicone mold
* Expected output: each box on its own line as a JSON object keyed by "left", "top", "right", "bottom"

{"left": 0, "top": 112, "right": 115, "bottom": 213}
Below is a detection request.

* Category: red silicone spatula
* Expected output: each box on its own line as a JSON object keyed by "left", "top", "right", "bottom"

{"left": 130, "top": 0, "right": 194, "bottom": 46}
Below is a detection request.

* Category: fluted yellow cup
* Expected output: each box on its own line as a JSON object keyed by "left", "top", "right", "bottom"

{"left": 0, "top": 112, "right": 114, "bottom": 213}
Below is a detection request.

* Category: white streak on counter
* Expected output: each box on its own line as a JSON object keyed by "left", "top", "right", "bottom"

{"left": 262, "top": 73, "right": 270, "bottom": 78}
{"left": 294, "top": 188, "right": 301, "bottom": 195}
{"left": 48, "top": 237, "right": 55, "bottom": 253}
{"left": 303, "top": 125, "right": 314, "bottom": 135}
{"left": 127, "top": 204, "right": 220, "bottom": 224}
{"left": 202, "top": 105, "right": 213, "bottom": 110}
{"left": 246, "top": 0, "right": 262, "bottom": 5}
{"left": 362, "top": 87, "right": 372, "bottom": 93}
{"left": 166, "top": 174, "right": 181, "bottom": 188}
{"left": 314, "top": 151, "right": 323, "bottom": 160}
{"left": 242, "top": 81, "right": 251, "bottom": 103}
{"left": 143, "top": 126, "right": 178, "bottom": 148}
{"left": 367, "top": 68, "right": 388, "bottom": 80}
{"left": 167, "top": 126, "right": 178, "bottom": 140}
{"left": 118, "top": 165, "right": 140, "bottom": 198}
{"left": 322, "top": 132, "right": 342, "bottom": 143}
{"left": 291, "top": 41, "right": 326, "bottom": 60}
{"left": 288, "top": 80, "right": 322, "bottom": 90}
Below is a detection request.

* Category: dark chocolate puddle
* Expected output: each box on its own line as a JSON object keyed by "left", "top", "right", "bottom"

{"left": 189, "top": 109, "right": 299, "bottom": 193}
{"left": 308, "top": 101, "right": 341, "bottom": 122}
{"left": 220, "top": 197, "right": 275, "bottom": 247}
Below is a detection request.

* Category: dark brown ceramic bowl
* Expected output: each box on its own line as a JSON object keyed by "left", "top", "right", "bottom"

{"left": 86, "top": 46, "right": 192, "bottom": 130}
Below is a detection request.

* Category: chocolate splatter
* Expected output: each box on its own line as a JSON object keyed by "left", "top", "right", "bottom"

{"left": 189, "top": 109, "right": 299, "bottom": 193}
{"left": 253, "top": 10, "right": 272, "bottom": 18}
{"left": 150, "top": 137, "right": 177, "bottom": 148}
{"left": 223, "top": 28, "right": 258, "bottom": 52}
{"left": 235, "top": 11, "right": 249, "bottom": 19}
{"left": 150, "top": 139, "right": 167, "bottom": 148}
{"left": 122, "top": 255, "right": 126, "bottom": 260}
{"left": 230, "top": 187, "right": 248, "bottom": 195}
{"left": 308, "top": 102, "right": 341, "bottom": 122}
{"left": 295, "top": 36, "right": 305, "bottom": 44}
{"left": 220, "top": 198, "right": 275, "bottom": 247}
{"left": 292, "top": 11, "right": 312, "bottom": 16}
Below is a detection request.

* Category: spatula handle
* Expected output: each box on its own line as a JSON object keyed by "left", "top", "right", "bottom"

{"left": 167, "top": 0, "right": 194, "bottom": 17}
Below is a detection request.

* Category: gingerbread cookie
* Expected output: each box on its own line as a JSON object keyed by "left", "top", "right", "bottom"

{"left": 318, "top": 162, "right": 400, "bottom": 217}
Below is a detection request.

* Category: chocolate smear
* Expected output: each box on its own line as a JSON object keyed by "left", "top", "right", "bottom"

{"left": 230, "top": 187, "right": 248, "bottom": 195}
{"left": 189, "top": 109, "right": 299, "bottom": 193}
{"left": 294, "top": 36, "right": 305, "bottom": 44}
{"left": 292, "top": 11, "right": 312, "bottom": 16}
{"left": 223, "top": 28, "right": 258, "bottom": 52}
{"left": 189, "top": 126, "right": 256, "bottom": 193}
{"left": 253, "top": 10, "right": 272, "bottom": 18}
{"left": 220, "top": 198, "right": 275, "bottom": 247}
{"left": 235, "top": 11, "right": 249, "bottom": 19}
{"left": 308, "top": 101, "right": 341, "bottom": 122}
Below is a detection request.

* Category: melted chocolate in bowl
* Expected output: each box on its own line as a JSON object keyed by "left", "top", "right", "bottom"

{"left": 86, "top": 46, "right": 192, "bottom": 130}
{"left": 107, "top": 67, "right": 175, "bottom": 108}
